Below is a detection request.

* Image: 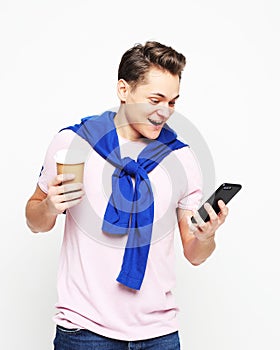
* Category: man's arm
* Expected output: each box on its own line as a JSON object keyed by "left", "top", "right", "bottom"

{"left": 25, "top": 174, "right": 84, "bottom": 233}
{"left": 177, "top": 200, "right": 228, "bottom": 265}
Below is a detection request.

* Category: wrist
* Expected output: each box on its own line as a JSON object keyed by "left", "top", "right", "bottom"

{"left": 195, "top": 231, "right": 216, "bottom": 243}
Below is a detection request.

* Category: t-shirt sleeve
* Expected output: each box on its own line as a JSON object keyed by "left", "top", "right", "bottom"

{"left": 176, "top": 146, "right": 203, "bottom": 212}
{"left": 37, "top": 130, "right": 79, "bottom": 193}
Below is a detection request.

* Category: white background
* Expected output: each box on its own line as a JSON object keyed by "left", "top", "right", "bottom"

{"left": 0, "top": 0, "right": 279, "bottom": 349}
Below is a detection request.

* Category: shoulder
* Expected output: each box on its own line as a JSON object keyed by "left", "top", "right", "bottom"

{"left": 173, "top": 146, "right": 201, "bottom": 170}
{"left": 47, "top": 129, "right": 90, "bottom": 154}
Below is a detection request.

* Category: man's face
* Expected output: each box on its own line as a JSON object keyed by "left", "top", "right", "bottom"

{"left": 122, "top": 67, "right": 180, "bottom": 140}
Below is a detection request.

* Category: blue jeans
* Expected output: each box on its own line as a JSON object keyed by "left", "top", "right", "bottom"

{"left": 53, "top": 326, "right": 180, "bottom": 349}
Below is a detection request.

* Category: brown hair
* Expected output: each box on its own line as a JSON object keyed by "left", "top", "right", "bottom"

{"left": 118, "top": 41, "right": 186, "bottom": 91}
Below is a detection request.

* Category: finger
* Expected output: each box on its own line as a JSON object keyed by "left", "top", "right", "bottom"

{"left": 49, "top": 174, "right": 76, "bottom": 187}
{"left": 204, "top": 203, "right": 218, "bottom": 223}
{"left": 187, "top": 216, "right": 198, "bottom": 233}
{"left": 60, "top": 189, "right": 85, "bottom": 203}
{"left": 55, "top": 196, "right": 84, "bottom": 213}
{"left": 62, "top": 197, "right": 84, "bottom": 210}
{"left": 51, "top": 182, "right": 83, "bottom": 196}
{"left": 218, "top": 200, "right": 229, "bottom": 218}
{"left": 60, "top": 182, "right": 84, "bottom": 195}
{"left": 192, "top": 210, "right": 206, "bottom": 229}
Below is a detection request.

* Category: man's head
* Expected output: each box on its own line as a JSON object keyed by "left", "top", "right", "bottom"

{"left": 118, "top": 41, "right": 186, "bottom": 92}
{"left": 116, "top": 41, "right": 186, "bottom": 140}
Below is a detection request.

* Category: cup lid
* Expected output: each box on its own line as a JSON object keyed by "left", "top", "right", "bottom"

{"left": 54, "top": 148, "right": 86, "bottom": 164}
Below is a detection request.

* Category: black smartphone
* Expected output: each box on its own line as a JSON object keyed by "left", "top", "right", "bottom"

{"left": 191, "top": 183, "right": 242, "bottom": 223}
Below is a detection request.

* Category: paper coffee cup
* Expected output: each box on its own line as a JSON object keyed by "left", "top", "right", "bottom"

{"left": 54, "top": 149, "right": 86, "bottom": 183}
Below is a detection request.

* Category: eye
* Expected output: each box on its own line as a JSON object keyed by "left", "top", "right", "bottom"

{"left": 150, "top": 98, "right": 160, "bottom": 105}
{"left": 169, "top": 101, "right": 176, "bottom": 107}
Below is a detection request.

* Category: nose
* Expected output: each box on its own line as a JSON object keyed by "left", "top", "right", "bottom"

{"left": 156, "top": 104, "right": 172, "bottom": 119}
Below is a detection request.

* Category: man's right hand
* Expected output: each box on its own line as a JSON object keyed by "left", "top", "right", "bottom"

{"left": 46, "top": 173, "right": 85, "bottom": 215}
{"left": 25, "top": 174, "right": 85, "bottom": 233}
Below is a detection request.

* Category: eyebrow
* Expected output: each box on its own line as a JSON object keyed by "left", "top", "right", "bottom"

{"left": 150, "top": 92, "right": 180, "bottom": 100}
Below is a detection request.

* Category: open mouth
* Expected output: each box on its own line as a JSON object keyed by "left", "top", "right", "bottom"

{"left": 148, "top": 118, "right": 164, "bottom": 126}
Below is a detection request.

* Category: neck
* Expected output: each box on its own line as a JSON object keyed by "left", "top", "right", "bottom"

{"left": 114, "top": 107, "right": 143, "bottom": 141}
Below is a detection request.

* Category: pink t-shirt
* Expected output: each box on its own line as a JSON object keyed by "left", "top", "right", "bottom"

{"left": 38, "top": 127, "right": 202, "bottom": 341}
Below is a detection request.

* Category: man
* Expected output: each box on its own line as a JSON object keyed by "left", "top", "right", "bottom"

{"left": 25, "top": 41, "right": 228, "bottom": 349}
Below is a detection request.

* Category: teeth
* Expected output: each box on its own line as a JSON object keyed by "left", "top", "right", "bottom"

{"left": 148, "top": 118, "right": 162, "bottom": 126}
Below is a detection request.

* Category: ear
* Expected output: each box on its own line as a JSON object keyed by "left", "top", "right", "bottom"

{"left": 117, "top": 79, "right": 130, "bottom": 102}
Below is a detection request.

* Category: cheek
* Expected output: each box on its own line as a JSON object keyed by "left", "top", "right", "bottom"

{"left": 126, "top": 103, "right": 154, "bottom": 120}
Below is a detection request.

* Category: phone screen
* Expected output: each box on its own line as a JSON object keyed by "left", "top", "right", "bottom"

{"left": 191, "top": 183, "right": 242, "bottom": 223}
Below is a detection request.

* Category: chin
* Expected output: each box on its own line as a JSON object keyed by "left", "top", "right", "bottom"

{"left": 145, "top": 130, "right": 161, "bottom": 140}
{"left": 137, "top": 124, "right": 163, "bottom": 140}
